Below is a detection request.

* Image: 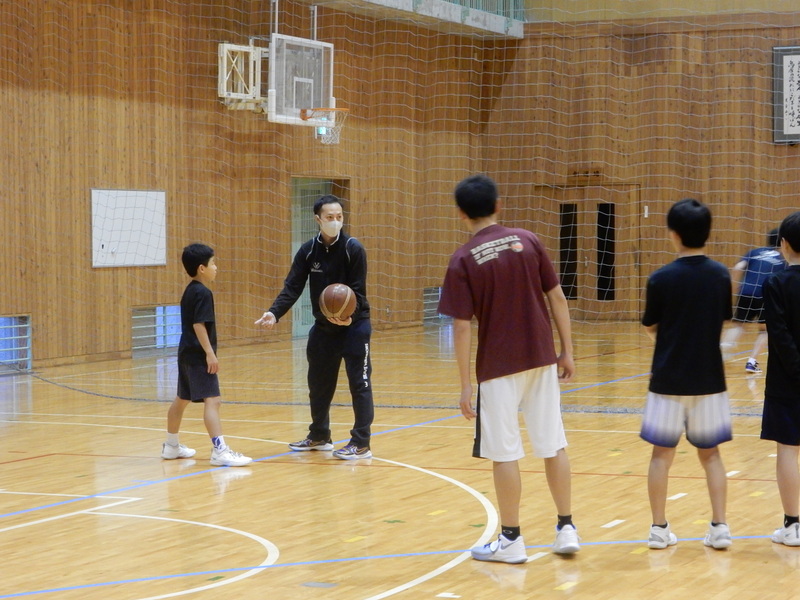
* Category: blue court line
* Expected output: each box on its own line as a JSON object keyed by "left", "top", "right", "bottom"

{"left": 562, "top": 372, "right": 650, "bottom": 394}
{"left": 1, "top": 366, "right": 761, "bottom": 520}
{"left": 0, "top": 366, "right": 770, "bottom": 597}
{"left": 0, "top": 414, "right": 464, "bottom": 519}
{"left": 359, "top": 413, "right": 463, "bottom": 434}
{"left": 3, "top": 361, "right": 760, "bottom": 522}
{"left": 28, "top": 368, "right": 656, "bottom": 408}
{"left": 0, "top": 536, "right": 773, "bottom": 599}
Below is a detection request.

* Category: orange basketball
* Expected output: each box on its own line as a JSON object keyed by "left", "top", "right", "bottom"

{"left": 319, "top": 283, "right": 357, "bottom": 320}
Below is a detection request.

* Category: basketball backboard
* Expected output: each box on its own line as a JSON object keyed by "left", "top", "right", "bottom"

{"left": 267, "top": 33, "right": 334, "bottom": 126}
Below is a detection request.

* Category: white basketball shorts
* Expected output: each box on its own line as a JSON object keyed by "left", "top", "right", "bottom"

{"left": 640, "top": 391, "right": 732, "bottom": 449}
{"left": 474, "top": 364, "right": 567, "bottom": 461}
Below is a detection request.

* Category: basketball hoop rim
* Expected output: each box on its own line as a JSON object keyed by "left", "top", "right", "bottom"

{"left": 300, "top": 107, "right": 350, "bottom": 121}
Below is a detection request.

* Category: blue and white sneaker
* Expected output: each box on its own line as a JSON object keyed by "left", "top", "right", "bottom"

{"left": 210, "top": 447, "right": 252, "bottom": 467}
{"left": 289, "top": 438, "right": 334, "bottom": 452}
{"left": 332, "top": 443, "right": 372, "bottom": 460}
{"left": 471, "top": 534, "right": 527, "bottom": 564}
{"left": 745, "top": 360, "right": 762, "bottom": 374}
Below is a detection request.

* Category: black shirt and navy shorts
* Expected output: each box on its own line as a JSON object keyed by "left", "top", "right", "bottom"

{"left": 641, "top": 256, "right": 733, "bottom": 449}
{"left": 177, "top": 280, "right": 221, "bottom": 402}
{"left": 761, "top": 265, "right": 800, "bottom": 445}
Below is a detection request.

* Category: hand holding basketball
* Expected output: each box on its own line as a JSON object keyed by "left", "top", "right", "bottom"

{"left": 319, "top": 284, "right": 357, "bottom": 321}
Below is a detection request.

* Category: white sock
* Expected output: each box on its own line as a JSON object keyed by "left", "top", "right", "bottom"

{"left": 166, "top": 433, "right": 179, "bottom": 446}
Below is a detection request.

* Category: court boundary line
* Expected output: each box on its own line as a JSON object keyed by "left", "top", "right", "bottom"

{"left": 0, "top": 534, "right": 775, "bottom": 600}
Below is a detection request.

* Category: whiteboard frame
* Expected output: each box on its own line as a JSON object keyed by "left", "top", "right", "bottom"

{"left": 91, "top": 189, "right": 167, "bottom": 268}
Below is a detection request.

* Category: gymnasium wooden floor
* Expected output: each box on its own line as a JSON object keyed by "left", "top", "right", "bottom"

{"left": 1, "top": 321, "right": 796, "bottom": 599}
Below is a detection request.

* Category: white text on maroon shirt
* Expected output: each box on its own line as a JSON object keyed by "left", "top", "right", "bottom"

{"left": 469, "top": 235, "right": 523, "bottom": 265}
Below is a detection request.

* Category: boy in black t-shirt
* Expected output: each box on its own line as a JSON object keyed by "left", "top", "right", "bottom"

{"left": 641, "top": 199, "right": 733, "bottom": 550}
{"left": 161, "top": 243, "right": 252, "bottom": 467}
{"left": 760, "top": 212, "right": 800, "bottom": 546}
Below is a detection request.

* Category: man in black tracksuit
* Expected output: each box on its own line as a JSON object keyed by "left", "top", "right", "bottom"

{"left": 256, "top": 195, "right": 374, "bottom": 460}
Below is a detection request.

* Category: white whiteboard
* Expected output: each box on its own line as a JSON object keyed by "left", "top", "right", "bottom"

{"left": 92, "top": 189, "right": 167, "bottom": 268}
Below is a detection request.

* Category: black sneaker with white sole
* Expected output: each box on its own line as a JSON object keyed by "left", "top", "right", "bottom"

{"left": 288, "top": 438, "right": 334, "bottom": 452}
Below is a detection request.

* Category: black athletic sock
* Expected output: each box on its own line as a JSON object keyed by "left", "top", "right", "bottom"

{"left": 557, "top": 514, "right": 573, "bottom": 530}
{"left": 710, "top": 521, "right": 726, "bottom": 527}
{"left": 501, "top": 525, "right": 520, "bottom": 541}
{"left": 652, "top": 522, "right": 668, "bottom": 529}
{"left": 785, "top": 515, "right": 800, "bottom": 528}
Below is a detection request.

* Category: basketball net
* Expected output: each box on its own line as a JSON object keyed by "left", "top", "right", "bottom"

{"left": 300, "top": 108, "right": 349, "bottom": 145}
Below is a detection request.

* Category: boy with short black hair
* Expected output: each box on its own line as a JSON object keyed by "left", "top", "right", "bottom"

{"left": 641, "top": 198, "right": 733, "bottom": 550}
{"left": 760, "top": 211, "right": 800, "bottom": 546}
{"left": 438, "top": 174, "right": 580, "bottom": 564}
{"left": 161, "top": 243, "right": 252, "bottom": 467}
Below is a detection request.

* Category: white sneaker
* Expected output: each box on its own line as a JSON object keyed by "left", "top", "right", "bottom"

{"left": 772, "top": 523, "right": 800, "bottom": 546}
{"left": 553, "top": 524, "right": 581, "bottom": 554}
{"left": 471, "top": 534, "right": 527, "bottom": 564}
{"left": 703, "top": 523, "right": 732, "bottom": 549}
{"left": 161, "top": 442, "right": 196, "bottom": 459}
{"left": 648, "top": 524, "right": 678, "bottom": 549}
{"left": 211, "top": 447, "right": 252, "bottom": 467}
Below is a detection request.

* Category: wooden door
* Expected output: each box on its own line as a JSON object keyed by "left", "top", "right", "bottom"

{"left": 290, "top": 178, "right": 333, "bottom": 338}
{"left": 554, "top": 186, "right": 641, "bottom": 321}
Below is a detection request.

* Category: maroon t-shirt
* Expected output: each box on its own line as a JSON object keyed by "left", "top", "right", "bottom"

{"left": 438, "top": 224, "right": 559, "bottom": 383}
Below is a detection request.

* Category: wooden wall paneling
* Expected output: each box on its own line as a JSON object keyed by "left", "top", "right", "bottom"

{"left": 623, "top": 34, "right": 672, "bottom": 271}
{"left": 568, "top": 36, "right": 615, "bottom": 174}
{"left": 2, "top": 91, "right": 31, "bottom": 318}
{"left": 415, "top": 34, "right": 483, "bottom": 298}
{"left": 707, "top": 33, "right": 755, "bottom": 260}
{"left": 7, "top": 3, "right": 800, "bottom": 365}
{"left": 226, "top": 124, "right": 286, "bottom": 341}
{"left": 359, "top": 26, "right": 420, "bottom": 325}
